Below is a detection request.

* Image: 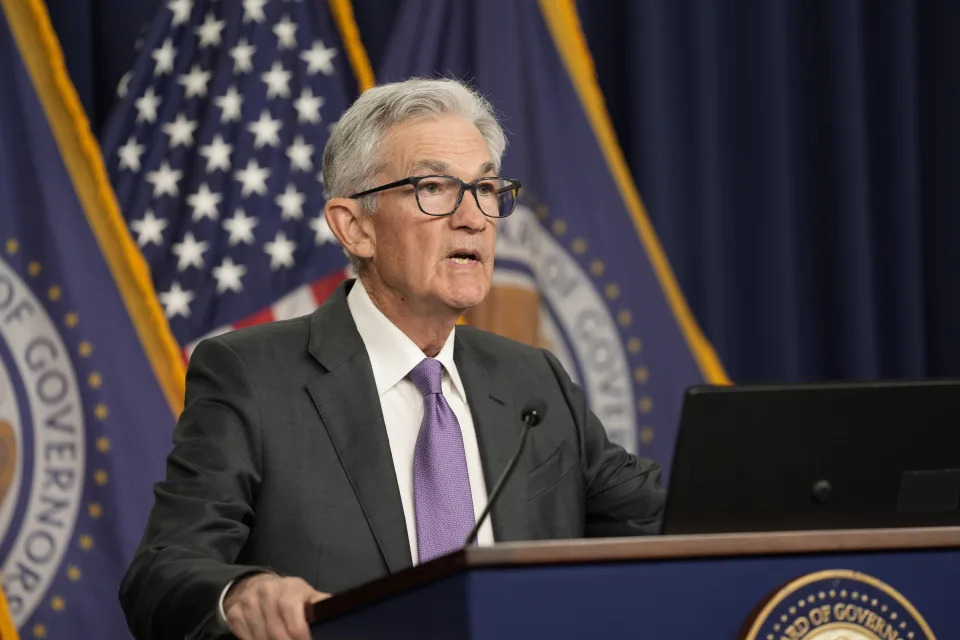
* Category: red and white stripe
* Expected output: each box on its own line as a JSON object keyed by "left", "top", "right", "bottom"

{"left": 183, "top": 268, "right": 349, "bottom": 360}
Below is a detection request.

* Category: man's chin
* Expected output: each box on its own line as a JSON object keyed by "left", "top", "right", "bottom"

{"left": 443, "top": 284, "right": 489, "bottom": 313}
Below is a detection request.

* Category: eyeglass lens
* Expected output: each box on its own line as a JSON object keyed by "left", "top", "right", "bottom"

{"left": 415, "top": 177, "right": 517, "bottom": 217}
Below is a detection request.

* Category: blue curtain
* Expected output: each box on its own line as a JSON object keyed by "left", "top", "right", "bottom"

{"left": 580, "top": 0, "right": 960, "bottom": 383}
{"left": 44, "top": 0, "right": 960, "bottom": 384}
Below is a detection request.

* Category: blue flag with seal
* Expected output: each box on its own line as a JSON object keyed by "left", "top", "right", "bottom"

{"left": 0, "top": 0, "right": 184, "bottom": 636}
{"left": 377, "top": 0, "right": 728, "bottom": 476}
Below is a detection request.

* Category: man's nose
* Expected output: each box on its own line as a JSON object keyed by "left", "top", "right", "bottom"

{"left": 450, "top": 188, "right": 487, "bottom": 231}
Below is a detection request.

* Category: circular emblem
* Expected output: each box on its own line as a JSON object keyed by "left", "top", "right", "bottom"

{"left": 0, "top": 256, "right": 85, "bottom": 624}
{"left": 495, "top": 204, "right": 637, "bottom": 452}
{"left": 744, "top": 569, "right": 936, "bottom": 640}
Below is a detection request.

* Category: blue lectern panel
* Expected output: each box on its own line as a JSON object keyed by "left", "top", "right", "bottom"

{"left": 314, "top": 575, "right": 471, "bottom": 639}
{"left": 314, "top": 548, "right": 960, "bottom": 639}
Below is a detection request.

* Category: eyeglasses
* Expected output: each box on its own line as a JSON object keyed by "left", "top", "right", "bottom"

{"left": 349, "top": 175, "right": 522, "bottom": 218}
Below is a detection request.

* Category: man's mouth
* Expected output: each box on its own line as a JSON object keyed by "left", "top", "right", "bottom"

{"left": 447, "top": 250, "right": 480, "bottom": 265}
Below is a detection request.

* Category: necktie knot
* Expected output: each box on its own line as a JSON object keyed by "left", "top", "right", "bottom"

{"left": 408, "top": 358, "right": 443, "bottom": 396}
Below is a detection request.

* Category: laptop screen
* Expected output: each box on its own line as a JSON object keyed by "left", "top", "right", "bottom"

{"left": 662, "top": 380, "right": 960, "bottom": 534}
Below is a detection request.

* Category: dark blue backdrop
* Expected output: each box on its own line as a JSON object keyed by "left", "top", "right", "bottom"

{"left": 45, "top": 0, "right": 960, "bottom": 384}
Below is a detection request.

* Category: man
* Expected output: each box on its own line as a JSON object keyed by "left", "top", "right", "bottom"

{"left": 120, "top": 78, "right": 665, "bottom": 640}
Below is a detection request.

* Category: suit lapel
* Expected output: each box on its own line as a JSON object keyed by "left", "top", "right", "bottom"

{"left": 455, "top": 331, "right": 532, "bottom": 542}
{"left": 304, "top": 282, "right": 412, "bottom": 573}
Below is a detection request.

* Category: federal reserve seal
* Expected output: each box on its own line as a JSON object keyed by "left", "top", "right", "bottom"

{"left": 744, "top": 569, "right": 936, "bottom": 640}
{"left": 0, "top": 254, "right": 85, "bottom": 625}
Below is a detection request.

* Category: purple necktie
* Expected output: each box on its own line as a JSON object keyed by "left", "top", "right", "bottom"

{"left": 409, "top": 358, "right": 476, "bottom": 563}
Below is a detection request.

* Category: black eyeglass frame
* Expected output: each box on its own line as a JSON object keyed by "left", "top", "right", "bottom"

{"left": 348, "top": 174, "right": 523, "bottom": 218}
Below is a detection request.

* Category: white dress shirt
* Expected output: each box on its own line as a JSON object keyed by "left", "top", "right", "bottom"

{"left": 347, "top": 279, "right": 494, "bottom": 563}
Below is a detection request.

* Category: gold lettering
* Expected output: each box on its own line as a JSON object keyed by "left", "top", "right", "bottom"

{"left": 793, "top": 617, "right": 810, "bottom": 635}
{"left": 782, "top": 616, "right": 812, "bottom": 639}
{"left": 809, "top": 609, "right": 822, "bottom": 626}
{"left": 809, "top": 606, "right": 831, "bottom": 626}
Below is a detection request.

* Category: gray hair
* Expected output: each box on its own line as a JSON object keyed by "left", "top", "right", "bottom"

{"left": 321, "top": 78, "right": 508, "bottom": 269}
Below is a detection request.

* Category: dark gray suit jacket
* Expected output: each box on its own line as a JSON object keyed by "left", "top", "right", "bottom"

{"left": 119, "top": 280, "right": 664, "bottom": 639}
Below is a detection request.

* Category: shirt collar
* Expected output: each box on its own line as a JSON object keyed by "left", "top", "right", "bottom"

{"left": 347, "top": 279, "right": 467, "bottom": 402}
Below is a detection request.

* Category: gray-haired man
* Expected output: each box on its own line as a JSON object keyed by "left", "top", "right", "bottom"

{"left": 119, "top": 78, "right": 665, "bottom": 640}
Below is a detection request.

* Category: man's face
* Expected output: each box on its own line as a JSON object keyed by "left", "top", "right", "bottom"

{"left": 364, "top": 115, "right": 498, "bottom": 315}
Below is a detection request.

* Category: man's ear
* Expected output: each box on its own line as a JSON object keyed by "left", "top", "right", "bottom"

{"left": 325, "top": 198, "right": 375, "bottom": 260}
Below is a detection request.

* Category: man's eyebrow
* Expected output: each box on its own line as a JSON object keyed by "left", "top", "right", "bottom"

{"left": 409, "top": 159, "right": 448, "bottom": 174}
{"left": 407, "top": 160, "right": 499, "bottom": 176}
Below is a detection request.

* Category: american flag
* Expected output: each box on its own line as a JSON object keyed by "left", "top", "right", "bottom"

{"left": 101, "top": 0, "right": 361, "bottom": 355}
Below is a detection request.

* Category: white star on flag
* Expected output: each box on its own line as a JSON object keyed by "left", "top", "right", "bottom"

{"left": 286, "top": 135, "right": 314, "bottom": 172}
{"left": 261, "top": 61, "right": 292, "bottom": 99}
{"left": 276, "top": 184, "right": 305, "bottom": 220}
{"left": 248, "top": 110, "right": 282, "bottom": 148}
{"left": 159, "top": 281, "right": 195, "bottom": 318}
{"left": 199, "top": 134, "right": 232, "bottom": 173}
{"left": 273, "top": 15, "right": 298, "bottom": 50}
{"left": 162, "top": 113, "right": 198, "bottom": 148}
{"left": 118, "top": 136, "right": 145, "bottom": 171}
{"left": 294, "top": 87, "right": 324, "bottom": 123}
{"left": 301, "top": 40, "right": 337, "bottom": 76}
{"left": 171, "top": 231, "right": 210, "bottom": 271}
{"left": 146, "top": 161, "right": 182, "bottom": 197}
{"left": 117, "top": 70, "right": 132, "bottom": 98}
{"left": 229, "top": 38, "right": 256, "bottom": 73}
{"left": 178, "top": 64, "right": 212, "bottom": 99}
{"left": 130, "top": 210, "right": 169, "bottom": 246}
{"left": 195, "top": 13, "right": 226, "bottom": 48}
{"left": 186, "top": 183, "right": 222, "bottom": 221}
{"left": 168, "top": 0, "right": 193, "bottom": 26}
{"left": 135, "top": 87, "right": 161, "bottom": 123}
{"left": 152, "top": 38, "right": 176, "bottom": 75}
{"left": 264, "top": 231, "right": 296, "bottom": 270}
{"left": 235, "top": 159, "right": 271, "bottom": 196}
{"left": 242, "top": 0, "right": 268, "bottom": 23}
{"left": 222, "top": 208, "right": 258, "bottom": 246}
{"left": 212, "top": 257, "right": 248, "bottom": 293}
{"left": 215, "top": 86, "right": 244, "bottom": 123}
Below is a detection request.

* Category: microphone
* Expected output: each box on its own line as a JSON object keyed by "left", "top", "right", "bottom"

{"left": 464, "top": 398, "right": 547, "bottom": 547}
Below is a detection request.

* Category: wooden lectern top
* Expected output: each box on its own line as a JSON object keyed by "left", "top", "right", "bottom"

{"left": 308, "top": 526, "right": 960, "bottom": 624}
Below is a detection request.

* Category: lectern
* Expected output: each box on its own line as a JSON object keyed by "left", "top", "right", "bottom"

{"left": 308, "top": 527, "right": 960, "bottom": 639}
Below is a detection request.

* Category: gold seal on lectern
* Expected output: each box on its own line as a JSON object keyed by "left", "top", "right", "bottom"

{"left": 743, "top": 569, "right": 936, "bottom": 640}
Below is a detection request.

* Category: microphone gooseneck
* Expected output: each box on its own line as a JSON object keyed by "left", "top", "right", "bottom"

{"left": 463, "top": 399, "right": 548, "bottom": 547}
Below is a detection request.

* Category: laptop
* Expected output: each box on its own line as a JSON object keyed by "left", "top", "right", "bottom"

{"left": 662, "top": 380, "right": 960, "bottom": 535}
